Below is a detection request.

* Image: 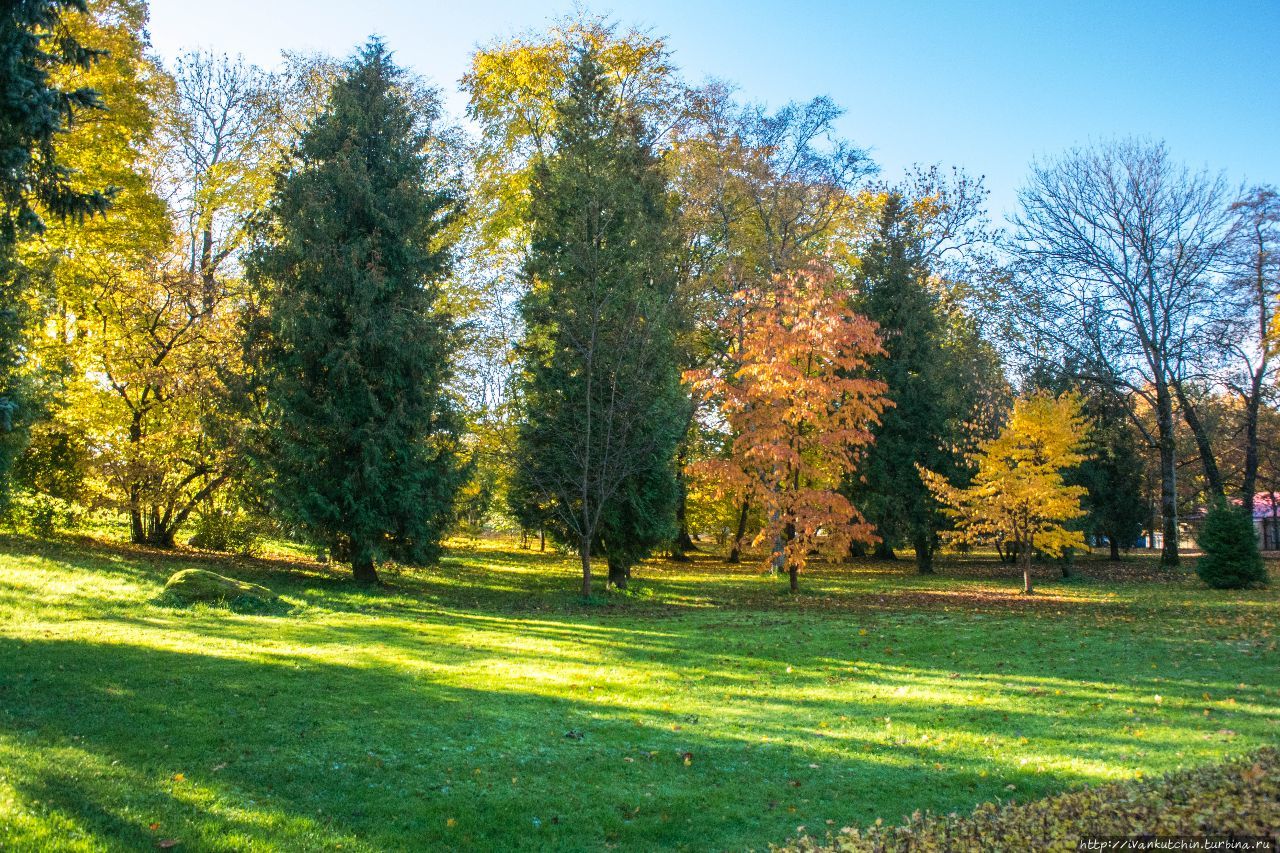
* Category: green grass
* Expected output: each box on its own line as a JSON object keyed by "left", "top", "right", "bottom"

{"left": 0, "top": 533, "right": 1276, "bottom": 851}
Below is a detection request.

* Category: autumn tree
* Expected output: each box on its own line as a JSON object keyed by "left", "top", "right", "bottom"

{"left": 0, "top": 0, "right": 113, "bottom": 490}
{"left": 687, "top": 263, "right": 888, "bottom": 592}
{"left": 9, "top": 0, "right": 203, "bottom": 545}
{"left": 511, "top": 49, "right": 684, "bottom": 595}
{"left": 671, "top": 87, "right": 874, "bottom": 561}
{"left": 248, "top": 41, "right": 465, "bottom": 583}
{"left": 922, "top": 392, "right": 1089, "bottom": 594}
{"left": 1009, "top": 139, "right": 1233, "bottom": 566}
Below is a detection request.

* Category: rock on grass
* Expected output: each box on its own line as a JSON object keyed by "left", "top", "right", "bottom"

{"left": 163, "top": 569, "right": 277, "bottom": 605}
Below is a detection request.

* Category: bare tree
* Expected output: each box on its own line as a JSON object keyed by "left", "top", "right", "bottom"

{"left": 154, "top": 52, "right": 282, "bottom": 308}
{"left": 1220, "top": 187, "right": 1280, "bottom": 513}
{"left": 1010, "top": 138, "right": 1233, "bottom": 566}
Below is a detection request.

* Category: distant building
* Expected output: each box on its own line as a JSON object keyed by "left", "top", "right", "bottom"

{"left": 1254, "top": 492, "right": 1280, "bottom": 551}
{"left": 1181, "top": 493, "right": 1280, "bottom": 552}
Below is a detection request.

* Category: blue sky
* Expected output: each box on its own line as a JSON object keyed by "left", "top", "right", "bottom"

{"left": 145, "top": 0, "right": 1279, "bottom": 219}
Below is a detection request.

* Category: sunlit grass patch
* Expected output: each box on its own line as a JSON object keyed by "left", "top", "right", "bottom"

{"left": 0, "top": 534, "right": 1276, "bottom": 850}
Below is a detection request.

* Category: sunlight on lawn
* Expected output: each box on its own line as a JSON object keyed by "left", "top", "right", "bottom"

{"left": 1, "top": 536, "right": 1277, "bottom": 851}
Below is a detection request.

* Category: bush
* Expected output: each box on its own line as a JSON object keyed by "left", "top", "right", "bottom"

{"left": 776, "top": 748, "right": 1279, "bottom": 852}
{"left": 1196, "top": 499, "right": 1267, "bottom": 589}
{"left": 1, "top": 490, "right": 83, "bottom": 537}
{"left": 188, "top": 506, "right": 263, "bottom": 556}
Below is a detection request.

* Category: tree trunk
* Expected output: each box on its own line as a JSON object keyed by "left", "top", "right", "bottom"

{"left": 1022, "top": 540, "right": 1034, "bottom": 594}
{"left": 579, "top": 541, "right": 592, "bottom": 597}
{"left": 1241, "top": 369, "right": 1263, "bottom": 515}
{"left": 727, "top": 499, "right": 749, "bottom": 564}
{"left": 200, "top": 227, "right": 216, "bottom": 311}
{"left": 788, "top": 562, "right": 798, "bottom": 593}
{"left": 608, "top": 558, "right": 629, "bottom": 590}
{"left": 845, "top": 540, "right": 866, "bottom": 561}
{"left": 672, "top": 463, "right": 697, "bottom": 560}
{"left": 351, "top": 541, "right": 379, "bottom": 585}
{"left": 912, "top": 526, "right": 934, "bottom": 574}
{"left": 539, "top": 525, "right": 545, "bottom": 552}
{"left": 1109, "top": 536, "right": 1120, "bottom": 561}
{"left": 873, "top": 539, "right": 896, "bottom": 560}
{"left": 1155, "top": 384, "right": 1180, "bottom": 567}
{"left": 1173, "top": 381, "right": 1224, "bottom": 499}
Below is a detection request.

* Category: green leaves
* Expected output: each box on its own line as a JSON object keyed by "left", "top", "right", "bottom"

{"left": 248, "top": 41, "right": 465, "bottom": 580}
{"left": 1196, "top": 499, "right": 1268, "bottom": 589}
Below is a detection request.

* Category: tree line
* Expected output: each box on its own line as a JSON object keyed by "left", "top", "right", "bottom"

{"left": 1, "top": 3, "right": 1275, "bottom": 592}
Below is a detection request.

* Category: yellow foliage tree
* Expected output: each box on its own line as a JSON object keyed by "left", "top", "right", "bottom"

{"left": 920, "top": 391, "right": 1089, "bottom": 594}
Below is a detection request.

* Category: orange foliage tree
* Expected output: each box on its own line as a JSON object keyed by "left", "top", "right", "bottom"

{"left": 686, "top": 263, "right": 889, "bottom": 591}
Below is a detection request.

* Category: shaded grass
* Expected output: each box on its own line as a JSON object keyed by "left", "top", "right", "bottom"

{"left": 0, "top": 533, "right": 1276, "bottom": 851}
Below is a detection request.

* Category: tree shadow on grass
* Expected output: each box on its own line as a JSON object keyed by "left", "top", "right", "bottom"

{"left": 2, "top": 607, "right": 1276, "bottom": 852}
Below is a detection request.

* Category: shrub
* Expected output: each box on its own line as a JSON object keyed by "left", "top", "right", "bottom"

{"left": 1, "top": 490, "right": 83, "bottom": 537}
{"left": 1196, "top": 499, "right": 1267, "bottom": 589}
{"left": 776, "top": 748, "right": 1279, "bottom": 852}
{"left": 188, "top": 506, "right": 263, "bottom": 556}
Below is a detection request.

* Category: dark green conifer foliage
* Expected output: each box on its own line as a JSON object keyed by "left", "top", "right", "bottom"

{"left": 1196, "top": 499, "right": 1268, "bottom": 589}
{"left": 248, "top": 41, "right": 464, "bottom": 583}
{"left": 512, "top": 49, "right": 684, "bottom": 596}
{"left": 845, "top": 193, "right": 950, "bottom": 572}
{"left": 1073, "top": 389, "right": 1147, "bottom": 560}
{"left": 0, "top": 0, "right": 113, "bottom": 490}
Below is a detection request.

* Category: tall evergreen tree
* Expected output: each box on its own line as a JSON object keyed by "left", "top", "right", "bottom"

{"left": 512, "top": 49, "right": 684, "bottom": 595}
{"left": 844, "top": 192, "right": 951, "bottom": 572}
{"left": 247, "top": 41, "right": 464, "bottom": 583}
{"left": 0, "top": 0, "right": 113, "bottom": 490}
{"left": 1073, "top": 388, "right": 1147, "bottom": 561}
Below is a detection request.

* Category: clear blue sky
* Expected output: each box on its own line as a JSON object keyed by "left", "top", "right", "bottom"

{"left": 145, "top": 0, "right": 1279, "bottom": 219}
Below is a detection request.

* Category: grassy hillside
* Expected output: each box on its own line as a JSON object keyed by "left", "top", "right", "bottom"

{"left": 0, "top": 534, "right": 1276, "bottom": 851}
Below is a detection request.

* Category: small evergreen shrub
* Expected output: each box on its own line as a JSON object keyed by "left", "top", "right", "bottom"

{"left": 1196, "top": 499, "right": 1268, "bottom": 589}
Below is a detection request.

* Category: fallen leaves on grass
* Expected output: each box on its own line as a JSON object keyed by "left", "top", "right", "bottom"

{"left": 777, "top": 748, "right": 1280, "bottom": 852}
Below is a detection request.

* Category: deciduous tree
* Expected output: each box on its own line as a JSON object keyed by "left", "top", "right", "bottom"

{"left": 687, "top": 263, "right": 888, "bottom": 592}
{"left": 922, "top": 392, "right": 1089, "bottom": 594}
{"left": 1009, "top": 139, "right": 1233, "bottom": 566}
{"left": 0, "top": 0, "right": 113, "bottom": 489}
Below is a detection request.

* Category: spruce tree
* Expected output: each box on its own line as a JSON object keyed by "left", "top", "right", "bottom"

{"left": 1074, "top": 388, "right": 1147, "bottom": 560}
{"left": 512, "top": 49, "right": 683, "bottom": 595}
{"left": 1196, "top": 499, "right": 1268, "bottom": 589}
{"left": 844, "top": 192, "right": 951, "bottom": 572}
{"left": 0, "top": 0, "right": 113, "bottom": 490}
{"left": 247, "top": 41, "right": 464, "bottom": 583}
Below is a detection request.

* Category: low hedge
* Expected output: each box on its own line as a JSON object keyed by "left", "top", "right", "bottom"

{"left": 776, "top": 748, "right": 1279, "bottom": 852}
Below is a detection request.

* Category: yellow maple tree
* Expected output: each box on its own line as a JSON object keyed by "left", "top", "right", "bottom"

{"left": 920, "top": 391, "right": 1089, "bottom": 594}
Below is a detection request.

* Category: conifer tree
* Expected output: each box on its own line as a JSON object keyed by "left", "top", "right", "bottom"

{"left": 512, "top": 49, "right": 684, "bottom": 595}
{"left": 248, "top": 41, "right": 464, "bottom": 583}
{"left": 0, "top": 0, "right": 113, "bottom": 489}
{"left": 1073, "top": 388, "right": 1147, "bottom": 561}
{"left": 1196, "top": 499, "right": 1267, "bottom": 589}
{"left": 844, "top": 192, "right": 951, "bottom": 572}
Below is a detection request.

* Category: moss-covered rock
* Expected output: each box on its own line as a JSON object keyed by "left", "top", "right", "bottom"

{"left": 163, "top": 569, "right": 277, "bottom": 604}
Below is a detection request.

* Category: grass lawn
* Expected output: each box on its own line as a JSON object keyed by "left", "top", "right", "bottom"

{"left": 0, "top": 533, "right": 1276, "bottom": 851}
